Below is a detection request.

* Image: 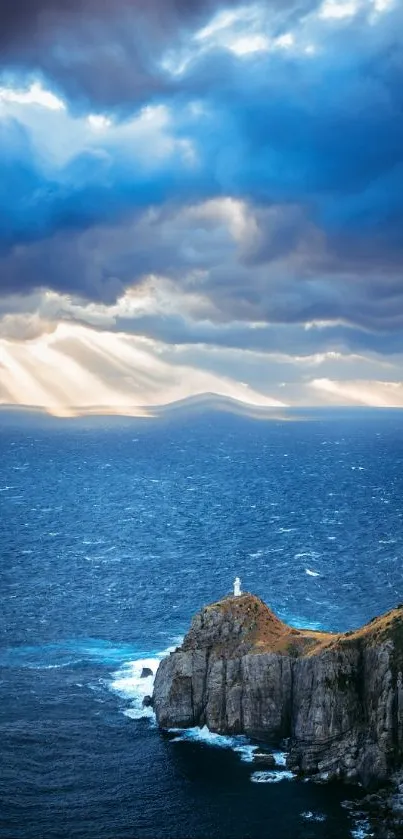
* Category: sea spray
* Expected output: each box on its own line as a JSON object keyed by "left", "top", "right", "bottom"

{"left": 109, "top": 640, "right": 182, "bottom": 721}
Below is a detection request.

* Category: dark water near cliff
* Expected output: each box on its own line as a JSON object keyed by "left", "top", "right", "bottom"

{"left": 1, "top": 408, "right": 403, "bottom": 839}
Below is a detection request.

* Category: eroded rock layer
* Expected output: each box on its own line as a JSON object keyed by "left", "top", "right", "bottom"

{"left": 153, "top": 594, "right": 403, "bottom": 785}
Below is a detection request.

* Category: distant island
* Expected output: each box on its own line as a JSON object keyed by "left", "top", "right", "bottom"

{"left": 153, "top": 593, "right": 403, "bottom": 807}
{"left": 0, "top": 392, "right": 288, "bottom": 422}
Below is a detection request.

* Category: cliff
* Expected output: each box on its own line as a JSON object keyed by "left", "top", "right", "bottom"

{"left": 153, "top": 593, "right": 403, "bottom": 786}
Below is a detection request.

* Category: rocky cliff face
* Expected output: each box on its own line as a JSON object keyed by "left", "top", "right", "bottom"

{"left": 153, "top": 593, "right": 403, "bottom": 786}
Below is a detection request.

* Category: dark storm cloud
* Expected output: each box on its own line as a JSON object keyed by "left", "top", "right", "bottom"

{"left": 0, "top": 0, "right": 319, "bottom": 108}
{"left": 1, "top": 1, "right": 401, "bottom": 237}
{"left": 113, "top": 313, "right": 403, "bottom": 358}
{"left": 0, "top": 0, "right": 402, "bottom": 356}
{"left": 1, "top": 194, "right": 402, "bottom": 353}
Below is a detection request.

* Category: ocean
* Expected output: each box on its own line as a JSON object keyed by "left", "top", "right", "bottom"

{"left": 1, "top": 408, "right": 403, "bottom": 839}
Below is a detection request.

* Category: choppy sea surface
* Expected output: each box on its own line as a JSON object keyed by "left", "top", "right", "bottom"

{"left": 1, "top": 407, "right": 403, "bottom": 839}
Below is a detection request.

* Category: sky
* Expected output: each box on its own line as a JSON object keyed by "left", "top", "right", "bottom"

{"left": 0, "top": 0, "right": 402, "bottom": 416}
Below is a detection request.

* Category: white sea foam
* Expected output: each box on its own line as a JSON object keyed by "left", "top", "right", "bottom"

{"left": 82, "top": 538, "right": 105, "bottom": 546}
{"left": 111, "top": 658, "right": 156, "bottom": 719}
{"left": 109, "top": 640, "right": 181, "bottom": 721}
{"left": 301, "top": 811, "right": 326, "bottom": 822}
{"left": 305, "top": 568, "right": 320, "bottom": 577}
{"left": 237, "top": 744, "right": 260, "bottom": 763}
{"left": 170, "top": 725, "right": 238, "bottom": 748}
{"left": 251, "top": 770, "right": 295, "bottom": 783}
{"left": 112, "top": 652, "right": 291, "bottom": 769}
{"left": 169, "top": 725, "right": 259, "bottom": 762}
{"left": 350, "top": 818, "right": 374, "bottom": 839}
{"left": 167, "top": 726, "right": 293, "bottom": 770}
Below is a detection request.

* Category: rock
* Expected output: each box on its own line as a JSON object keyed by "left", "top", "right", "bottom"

{"left": 141, "top": 667, "right": 153, "bottom": 678}
{"left": 142, "top": 695, "right": 153, "bottom": 708}
{"left": 252, "top": 753, "right": 276, "bottom": 768}
{"left": 153, "top": 593, "right": 403, "bottom": 790}
{"left": 390, "top": 794, "right": 403, "bottom": 813}
{"left": 364, "top": 793, "right": 384, "bottom": 806}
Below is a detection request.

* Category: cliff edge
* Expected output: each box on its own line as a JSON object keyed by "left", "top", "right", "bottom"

{"left": 153, "top": 593, "right": 403, "bottom": 786}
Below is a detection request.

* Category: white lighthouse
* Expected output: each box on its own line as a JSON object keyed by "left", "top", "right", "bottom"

{"left": 233, "top": 576, "right": 242, "bottom": 597}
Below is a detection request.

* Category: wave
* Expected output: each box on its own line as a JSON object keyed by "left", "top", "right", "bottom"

{"left": 109, "top": 650, "right": 293, "bottom": 771}
{"left": 250, "top": 770, "right": 295, "bottom": 783}
{"left": 342, "top": 802, "right": 373, "bottom": 838}
{"left": 283, "top": 615, "right": 325, "bottom": 631}
{"left": 350, "top": 819, "right": 373, "bottom": 839}
{"left": 305, "top": 568, "right": 321, "bottom": 577}
{"left": 169, "top": 725, "right": 258, "bottom": 762}
{"left": 300, "top": 811, "right": 326, "bottom": 822}
{"left": 168, "top": 725, "right": 290, "bottom": 772}
{"left": 109, "top": 650, "right": 292, "bottom": 771}
{"left": 0, "top": 638, "right": 144, "bottom": 670}
{"left": 109, "top": 639, "right": 182, "bottom": 721}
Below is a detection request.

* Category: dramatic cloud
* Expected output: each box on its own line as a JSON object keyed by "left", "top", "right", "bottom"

{"left": 0, "top": 1, "right": 319, "bottom": 107}
{"left": 310, "top": 378, "right": 403, "bottom": 407}
{"left": 0, "top": 322, "right": 286, "bottom": 416}
{"left": 0, "top": 0, "right": 402, "bottom": 411}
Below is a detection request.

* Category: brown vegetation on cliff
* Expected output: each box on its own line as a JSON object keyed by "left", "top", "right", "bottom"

{"left": 153, "top": 593, "right": 403, "bottom": 788}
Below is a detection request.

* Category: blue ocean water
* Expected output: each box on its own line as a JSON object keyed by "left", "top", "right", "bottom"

{"left": 1, "top": 408, "right": 403, "bottom": 839}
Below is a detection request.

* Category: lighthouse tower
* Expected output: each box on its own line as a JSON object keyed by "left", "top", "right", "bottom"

{"left": 233, "top": 576, "right": 242, "bottom": 597}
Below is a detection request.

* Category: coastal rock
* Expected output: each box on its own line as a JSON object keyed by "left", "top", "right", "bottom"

{"left": 252, "top": 753, "right": 276, "bottom": 768}
{"left": 141, "top": 667, "right": 153, "bottom": 678}
{"left": 153, "top": 593, "right": 403, "bottom": 788}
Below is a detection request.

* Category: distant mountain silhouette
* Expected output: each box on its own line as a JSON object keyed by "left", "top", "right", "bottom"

{"left": 0, "top": 391, "right": 288, "bottom": 422}
{"left": 146, "top": 392, "right": 287, "bottom": 420}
